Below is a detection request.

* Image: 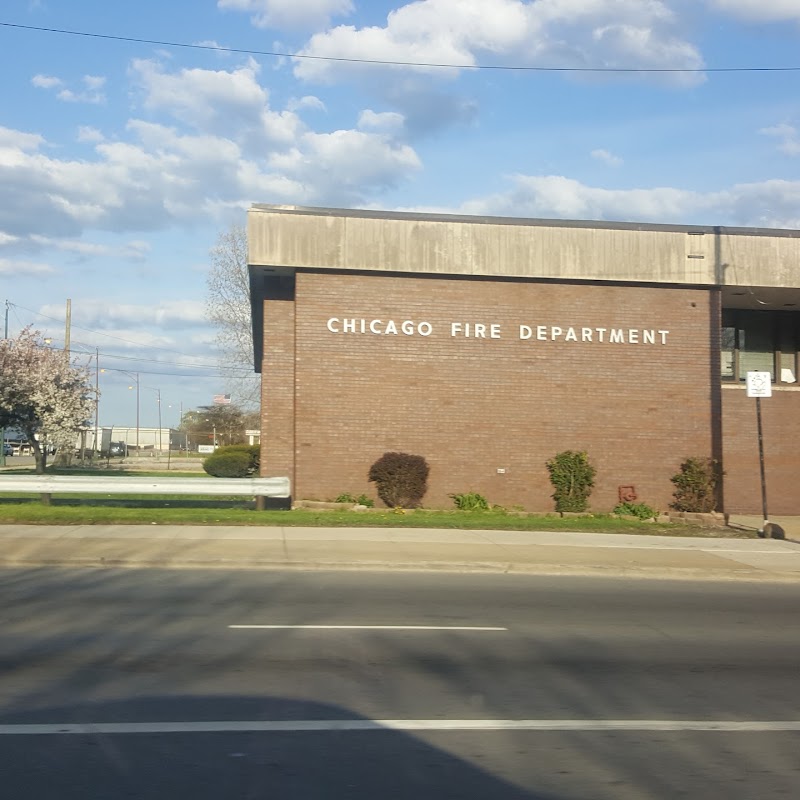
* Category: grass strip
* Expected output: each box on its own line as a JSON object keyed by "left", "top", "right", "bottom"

{"left": 0, "top": 502, "right": 747, "bottom": 537}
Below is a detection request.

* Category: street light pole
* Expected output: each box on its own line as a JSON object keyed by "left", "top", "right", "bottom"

{"left": 135, "top": 377, "right": 139, "bottom": 454}
{"left": 144, "top": 387, "right": 162, "bottom": 453}
{"left": 156, "top": 389, "right": 162, "bottom": 453}
{"left": 126, "top": 373, "right": 140, "bottom": 454}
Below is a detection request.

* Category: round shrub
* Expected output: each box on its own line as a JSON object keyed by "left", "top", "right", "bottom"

{"left": 368, "top": 451, "right": 429, "bottom": 508}
{"left": 219, "top": 444, "right": 260, "bottom": 472}
{"left": 203, "top": 445, "right": 259, "bottom": 478}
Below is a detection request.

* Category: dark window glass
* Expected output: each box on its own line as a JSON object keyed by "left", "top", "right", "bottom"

{"left": 721, "top": 309, "right": 798, "bottom": 384}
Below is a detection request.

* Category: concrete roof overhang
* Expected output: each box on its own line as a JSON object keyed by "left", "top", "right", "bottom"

{"left": 248, "top": 205, "right": 800, "bottom": 368}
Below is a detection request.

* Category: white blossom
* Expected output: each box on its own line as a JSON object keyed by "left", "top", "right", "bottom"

{"left": 0, "top": 327, "right": 95, "bottom": 473}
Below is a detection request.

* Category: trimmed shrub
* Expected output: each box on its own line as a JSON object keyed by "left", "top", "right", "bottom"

{"left": 546, "top": 450, "right": 596, "bottom": 513}
{"left": 613, "top": 501, "right": 657, "bottom": 520}
{"left": 203, "top": 445, "right": 260, "bottom": 478}
{"left": 450, "top": 491, "right": 490, "bottom": 511}
{"left": 670, "top": 457, "right": 721, "bottom": 513}
{"left": 368, "top": 452, "right": 429, "bottom": 508}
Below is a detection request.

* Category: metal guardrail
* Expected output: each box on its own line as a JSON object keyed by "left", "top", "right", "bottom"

{"left": 0, "top": 475, "right": 291, "bottom": 499}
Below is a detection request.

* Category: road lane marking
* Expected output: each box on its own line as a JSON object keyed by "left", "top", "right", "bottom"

{"left": 228, "top": 625, "right": 508, "bottom": 631}
{"left": 2, "top": 719, "right": 800, "bottom": 735}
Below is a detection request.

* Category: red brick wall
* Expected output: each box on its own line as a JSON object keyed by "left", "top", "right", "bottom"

{"left": 259, "top": 270, "right": 722, "bottom": 512}
{"left": 722, "top": 387, "right": 800, "bottom": 515}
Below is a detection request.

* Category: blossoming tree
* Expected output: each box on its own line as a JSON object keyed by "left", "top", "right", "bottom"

{"left": 0, "top": 327, "right": 95, "bottom": 474}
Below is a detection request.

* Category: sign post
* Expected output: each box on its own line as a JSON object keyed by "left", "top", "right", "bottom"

{"left": 745, "top": 371, "right": 783, "bottom": 539}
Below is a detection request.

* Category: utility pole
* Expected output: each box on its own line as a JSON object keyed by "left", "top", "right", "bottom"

{"left": 127, "top": 373, "right": 140, "bottom": 454}
{"left": 156, "top": 388, "right": 162, "bottom": 454}
{"left": 64, "top": 298, "right": 71, "bottom": 353}
{"left": 135, "top": 375, "right": 140, "bottom": 454}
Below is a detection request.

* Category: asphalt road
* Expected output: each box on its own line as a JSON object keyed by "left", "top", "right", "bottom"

{"left": 1, "top": 568, "right": 799, "bottom": 799}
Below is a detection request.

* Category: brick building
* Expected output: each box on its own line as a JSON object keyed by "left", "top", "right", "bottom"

{"left": 248, "top": 205, "right": 800, "bottom": 514}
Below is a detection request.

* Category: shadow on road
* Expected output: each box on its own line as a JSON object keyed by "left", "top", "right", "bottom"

{"left": 0, "top": 695, "right": 550, "bottom": 800}
{"left": 2, "top": 567, "right": 799, "bottom": 799}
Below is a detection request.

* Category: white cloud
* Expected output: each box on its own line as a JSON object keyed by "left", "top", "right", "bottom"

{"left": 83, "top": 75, "right": 106, "bottom": 91}
{"left": 294, "top": 0, "right": 705, "bottom": 86}
{"left": 31, "top": 75, "right": 106, "bottom": 105}
{"left": 268, "top": 128, "right": 421, "bottom": 204}
{"left": 0, "top": 59, "right": 423, "bottom": 239}
{"left": 457, "top": 173, "right": 800, "bottom": 229}
{"left": 0, "top": 126, "right": 43, "bottom": 151}
{"left": 34, "top": 73, "right": 106, "bottom": 104}
{"left": 27, "top": 235, "right": 151, "bottom": 260}
{"left": 130, "top": 57, "right": 302, "bottom": 150}
{"left": 760, "top": 123, "right": 800, "bottom": 156}
{"left": 31, "top": 74, "right": 62, "bottom": 89}
{"left": 287, "top": 95, "right": 327, "bottom": 112}
{"left": 77, "top": 126, "right": 105, "bottom": 143}
{"left": 44, "top": 300, "right": 209, "bottom": 328}
{"left": 591, "top": 148, "right": 623, "bottom": 166}
{"left": 218, "top": 0, "right": 354, "bottom": 31}
{"left": 0, "top": 257, "right": 54, "bottom": 276}
{"left": 709, "top": 0, "right": 800, "bottom": 22}
{"left": 358, "top": 109, "right": 406, "bottom": 136}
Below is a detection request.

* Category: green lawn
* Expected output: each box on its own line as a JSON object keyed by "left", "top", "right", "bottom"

{"left": 0, "top": 499, "right": 745, "bottom": 536}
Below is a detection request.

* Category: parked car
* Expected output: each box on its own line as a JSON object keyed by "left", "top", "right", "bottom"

{"left": 2, "top": 443, "right": 13, "bottom": 456}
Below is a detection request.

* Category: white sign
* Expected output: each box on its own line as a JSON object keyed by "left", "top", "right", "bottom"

{"left": 198, "top": 444, "right": 216, "bottom": 454}
{"left": 746, "top": 371, "right": 772, "bottom": 398}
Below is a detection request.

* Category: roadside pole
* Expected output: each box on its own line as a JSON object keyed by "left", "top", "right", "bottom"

{"left": 755, "top": 395, "right": 768, "bottom": 528}
{"left": 746, "top": 371, "right": 784, "bottom": 539}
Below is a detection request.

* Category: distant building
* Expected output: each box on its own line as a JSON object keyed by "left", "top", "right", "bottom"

{"left": 248, "top": 205, "right": 800, "bottom": 513}
{"left": 80, "top": 427, "right": 181, "bottom": 453}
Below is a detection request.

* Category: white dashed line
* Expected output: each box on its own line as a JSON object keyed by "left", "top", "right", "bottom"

{"left": 228, "top": 625, "right": 508, "bottom": 631}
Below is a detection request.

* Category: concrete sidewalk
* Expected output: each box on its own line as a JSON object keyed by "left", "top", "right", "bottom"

{"left": 0, "top": 523, "right": 799, "bottom": 582}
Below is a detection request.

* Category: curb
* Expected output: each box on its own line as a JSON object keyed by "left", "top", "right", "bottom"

{"left": 1, "top": 555, "right": 797, "bottom": 583}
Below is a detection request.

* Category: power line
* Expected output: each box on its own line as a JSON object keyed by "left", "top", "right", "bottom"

{"left": 98, "top": 365, "right": 244, "bottom": 379}
{"left": 7, "top": 303, "right": 250, "bottom": 371}
{"left": 69, "top": 341, "right": 253, "bottom": 373}
{"left": 3, "top": 21, "right": 800, "bottom": 74}
{"left": 9, "top": 302, "right": 209, "bottom": 358}
{"left": 9, "top": 304, "right": 257, "bottom": 378}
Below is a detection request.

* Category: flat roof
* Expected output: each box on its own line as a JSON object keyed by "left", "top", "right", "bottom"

{"left": 251, "top": 203, "right": 800, "bottom": 240}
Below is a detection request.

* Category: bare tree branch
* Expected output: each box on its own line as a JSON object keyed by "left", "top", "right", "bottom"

{"left": 205, "top": 223, "right": 260, "bottom": 410}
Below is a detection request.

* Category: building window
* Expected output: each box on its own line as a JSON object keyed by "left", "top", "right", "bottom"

{"left": 722, "top": 309, "right": 799, "bottom": 384}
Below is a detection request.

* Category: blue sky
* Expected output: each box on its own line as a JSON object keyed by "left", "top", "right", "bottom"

{"left": 1, "top": 0, "right": 799, "bottom": 428}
